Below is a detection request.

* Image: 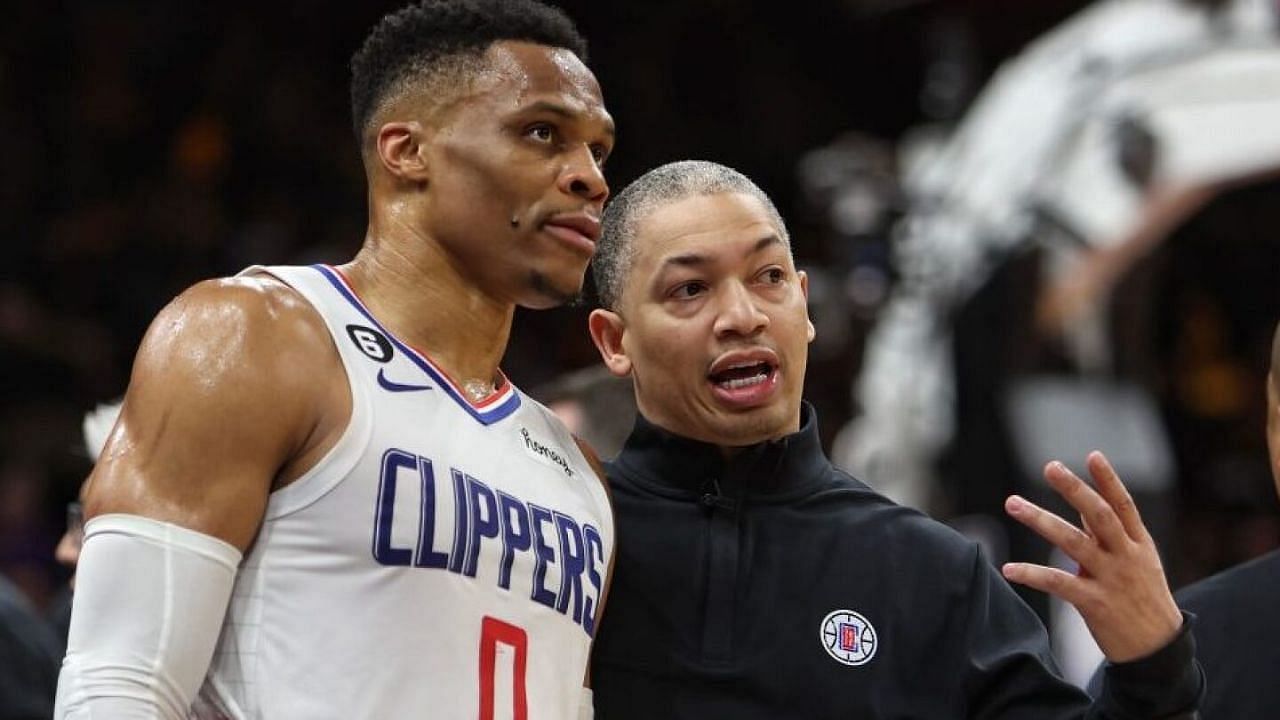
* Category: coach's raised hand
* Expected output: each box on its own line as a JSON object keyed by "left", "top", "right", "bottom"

{"left": 1001, "top": 450, "right": 1183, "bottom": 662}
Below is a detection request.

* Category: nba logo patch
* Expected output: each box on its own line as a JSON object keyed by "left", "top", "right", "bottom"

{"left": 820, "top": 609, "right": 877, "bottom": 666}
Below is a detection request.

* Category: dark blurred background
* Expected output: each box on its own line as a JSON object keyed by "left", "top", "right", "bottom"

{"left": 2, "top": 0, "right": 1277, "bottom": 645}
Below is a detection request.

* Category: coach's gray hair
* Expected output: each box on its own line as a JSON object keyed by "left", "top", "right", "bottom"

{"left": 593, "top": 160, "right": 790, "bottom": 311}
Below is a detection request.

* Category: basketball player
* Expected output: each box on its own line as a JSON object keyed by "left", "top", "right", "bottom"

{"left": 585, "top": 161, "right": 1201, "bottom": 718}
{"left": 55, "top": 2, "right": 615, "bottom": 718}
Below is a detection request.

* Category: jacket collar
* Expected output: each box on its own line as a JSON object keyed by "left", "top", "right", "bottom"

{"left": 609, "top": 401, "right": 831, "bottom": 502}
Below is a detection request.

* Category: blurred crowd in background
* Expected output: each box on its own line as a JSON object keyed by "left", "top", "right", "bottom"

{"left": 2, "top": 0, "right": 1279, "bottom": 679}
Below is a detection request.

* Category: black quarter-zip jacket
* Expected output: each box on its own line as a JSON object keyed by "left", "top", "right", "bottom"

{"left": 591, "top": 403, "right": 1201, "bottom": 719}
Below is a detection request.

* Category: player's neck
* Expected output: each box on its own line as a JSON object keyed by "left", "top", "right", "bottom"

{"left": 339, "top": 241, "right": 513, "bottom": 393}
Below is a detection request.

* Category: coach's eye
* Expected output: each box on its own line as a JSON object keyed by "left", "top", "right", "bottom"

{"left": 759, "top": 267, "right": 785, "bottom": 284}
{"left": 671, "top": 281, "right": 707, "bottom": 299}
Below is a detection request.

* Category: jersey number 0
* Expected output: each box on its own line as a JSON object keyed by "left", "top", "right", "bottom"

{"left": 479, "top": 616, "right": 528, "bottom": 720}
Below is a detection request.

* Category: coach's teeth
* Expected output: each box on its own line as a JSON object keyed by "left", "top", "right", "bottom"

{"left": 711, "top": 362, "right": 771, "bottom": 388}
{"left": 719, "top": 373, "right": 768, "bottom": 390}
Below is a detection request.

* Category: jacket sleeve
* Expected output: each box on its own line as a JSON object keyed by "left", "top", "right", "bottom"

{"left": 1092, "top": 614, "right": 1203, "bottom": 719}
{"left": 959, "top": 548, "right": 1202, "bottom": 719}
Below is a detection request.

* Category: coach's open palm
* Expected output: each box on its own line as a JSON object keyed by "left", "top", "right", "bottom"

{"left": 1001, "top": 451, "right": 1183, "bottom": 662}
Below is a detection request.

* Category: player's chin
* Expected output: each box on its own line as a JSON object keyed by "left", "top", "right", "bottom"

{"left": 521, "top": 269, "right": 586, "bottom": 310}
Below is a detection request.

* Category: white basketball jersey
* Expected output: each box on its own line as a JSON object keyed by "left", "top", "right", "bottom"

{"left": 193, "top": 264, "right": 614, "bottom": 720}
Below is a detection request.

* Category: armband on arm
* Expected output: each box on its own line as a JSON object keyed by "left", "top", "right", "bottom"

{"left": 54, "top": 514, "right": 242, "bottom": 720}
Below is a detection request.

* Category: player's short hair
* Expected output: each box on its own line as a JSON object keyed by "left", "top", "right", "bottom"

{"left": 349, "top": 0, "right": 587, "bottom": 147}
{"left": 593, "top": 160, "right": 791, "bottom": 311}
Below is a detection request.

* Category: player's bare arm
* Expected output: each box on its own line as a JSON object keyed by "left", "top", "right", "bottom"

{"left": 1002, "top": 450, "right": 1183, "bottom": 662}
{"left": 83, "top": 275, "right": 350, "bottom": 549}
{"left": 58, "top": 275, "right": 351, "bottom": 718}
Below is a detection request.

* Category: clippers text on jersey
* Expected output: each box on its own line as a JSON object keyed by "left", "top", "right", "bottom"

{"left": 372, "top": 448, "right": 606, "bottom": 637}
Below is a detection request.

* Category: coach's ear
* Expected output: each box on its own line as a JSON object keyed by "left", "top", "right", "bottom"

{"left": 588, "top": 309, "right": 632, "bottom": 378}
{"left": 376, "top": 121, "right": 431, "bottom": 183}
{"left": 799, "top": 269, "right": 815, "bottom": 344}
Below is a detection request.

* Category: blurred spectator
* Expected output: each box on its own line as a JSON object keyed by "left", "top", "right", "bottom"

{"left": 841, "top": 0, "right": 1280, "bottom": 512}
{"left": 534, "top": 366, "right": 636, "bottom": 460}
{"left": 0, "top": 572, "right": 60, "bottom": 720}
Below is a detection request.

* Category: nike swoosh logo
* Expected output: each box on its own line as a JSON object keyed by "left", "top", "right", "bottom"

{"left": 376, "top": 368, "right": 433, "bottom": 393}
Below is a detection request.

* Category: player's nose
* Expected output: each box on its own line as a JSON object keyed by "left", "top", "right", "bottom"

{"left": 559, "top": 145, "right": 608, "bottom": 206}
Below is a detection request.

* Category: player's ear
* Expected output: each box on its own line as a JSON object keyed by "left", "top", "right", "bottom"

{"left": 798, "top": 269, "right": 815, "bottom": 343}
{"left": 375, "top": 121, "right": 430, "bottom": 183}
{"left": 588, "top": 309, "right": 632, "bottom": 377}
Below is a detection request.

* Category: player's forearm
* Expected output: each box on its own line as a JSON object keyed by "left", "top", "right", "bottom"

{"left": 54, "top": 515, "right": 241, "bottom": 719}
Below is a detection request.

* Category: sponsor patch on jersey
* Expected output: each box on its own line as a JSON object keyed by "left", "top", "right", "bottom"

{"left": 518, "top": 427, "right": 575, "bottom": 478}
{"left": 346, "top": 324, "right": 394, "bottom": 363}
{"left": 819, "top": 609, "right": 877, "bottom": 666}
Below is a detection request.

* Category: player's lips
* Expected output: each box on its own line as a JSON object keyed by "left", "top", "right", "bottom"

{"left": 706, "top": 348, "right": 780, "bottom": 408}
{"left": 542, "top": 212, "right": 601, "bottom": 255}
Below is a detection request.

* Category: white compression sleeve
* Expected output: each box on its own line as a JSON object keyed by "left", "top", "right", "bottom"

{"left": 54, "top": 514, "right": 242, "bottom": 720}
{"left": 579, "top": 687, "right": 594, "bottom": 720}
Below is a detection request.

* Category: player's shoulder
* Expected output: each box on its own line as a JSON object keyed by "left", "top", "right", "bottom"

{"left": 151, "top": 273, "right": 327, "bottom": 354}
{"left": 168, "top": 272, "right": 317, "bottom": 327}
{"left": 132, "top": 272, "right": 335, "bottom": 395}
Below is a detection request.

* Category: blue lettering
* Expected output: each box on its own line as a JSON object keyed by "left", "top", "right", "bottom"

{"left": 583, "top": 523, "right": 605, "bottom": 636}
{"left": 497, "top": 491, "right": 531, "bottom": 590}
{"left": 372, "top": 450, "right": 416, "bottom": 566}
{"left": 463, "top": 477, "right": 499, "bottom": 577}
{"left": 554, "top": 512, "right": 586, "bottom": 624}
{"left": 529, "top": 504, "right": 558, "bottom": 609}
{"left": 413, "top": 457, "right": 449, "bottom": 569}
{"left": 371, "top": 449, "right": 600, "bottom": 637}
{"left": 448, "top": 470, "right": 469, "bottom": 574}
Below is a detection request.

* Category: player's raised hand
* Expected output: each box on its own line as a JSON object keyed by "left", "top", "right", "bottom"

{"left": 1001, "top": 450, "right": 1183, "bottom": 662}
